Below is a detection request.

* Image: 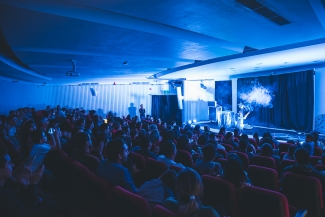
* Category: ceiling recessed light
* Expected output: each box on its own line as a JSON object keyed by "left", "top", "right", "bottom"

{"left": 257, "top": 63, "right": 262, "bottom": 65}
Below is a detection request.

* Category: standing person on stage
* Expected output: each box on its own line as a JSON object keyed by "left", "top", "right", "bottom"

{"left": 139, "top": 104, "right": 146, "bottom": 120}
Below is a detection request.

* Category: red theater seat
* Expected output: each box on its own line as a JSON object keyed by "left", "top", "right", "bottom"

{"left": 282, "top": 172, "right": 323, "bottom": 217}
{"left": 175, "top": 149, "right": 194, "bottom": 168}
{"left": 248, "top": 165, "right": 279, "bottom": 191}
{"left": 241, "top": 185, "right": 298, "bottom": 217}
{"left": 251, "top": 155, "right": 276, "bottom": 169}
{"left": 146, "top": 157, "right": 168, "bottom": 179}
{"left": 112, "top": 186, "right": 151, "bottom": 217}
{"left": 202, "top": 175, "right": 239, "bottom": 217}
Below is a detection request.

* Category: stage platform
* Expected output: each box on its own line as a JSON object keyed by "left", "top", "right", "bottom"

{"left": 193, "top": 121, "right": 311, "bottom": 142}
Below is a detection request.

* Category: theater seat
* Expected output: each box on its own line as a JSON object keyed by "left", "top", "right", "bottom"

{"left": 146, "top": 157, "right": 168, "bottom": 179}
{"left": 251, "top": 155, "right": 276, "bottom": 169}
{"left": 217, "top": 148, "right": 227, "bottom": 159}
{"left": 248, "top": 165, "right": 279, "bottom": 191}
{"left": 279, "top": 160, "right": 295, "bottom": 174}
{"left": 128, "top": 152, "right": 148, "bottom": 186}
{"left": 112, "top": 186, "right": 151, "bottom": 217}
{"left": 248, "top": 138, "right": 257, "bottom": 149}
{"left": 279, "top": 142, "right": 292, "bottom": 153}
{"left": 152, "top": 205, "right": 181, "bottom": 217}
{"left": 241, "top": 185, "right": 306, "bottom": 217}
{"left": 282, "top": 172, "right": 323, "bottom": 217}
{"left": 221, "top": 143, "right": 234, "bottom": 152}
{"left": 202, "top": 175, "right": 238, "bottom": 217}
{"left": 230, "top": 151, "right": 249, "bottom": 171}
{"left": 175, "top": 149, "right": 194, "bottom": 168}
{"left": 314, "top": 146, "right": 323, "bottom": 157}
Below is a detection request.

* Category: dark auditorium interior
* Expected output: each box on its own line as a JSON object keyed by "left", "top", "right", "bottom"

{"left": 0, "top": 0, "right": 325, "bottom": 216}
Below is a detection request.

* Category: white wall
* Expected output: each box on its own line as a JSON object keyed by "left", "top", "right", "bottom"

{"left": 315, "top": 67, "right": 325, "bottom": 118}
{"left": 183, "top": 80, "right": 215, "bottom": 122}
{"left": 0, "top": 80, "right": 176, "bottom": 117}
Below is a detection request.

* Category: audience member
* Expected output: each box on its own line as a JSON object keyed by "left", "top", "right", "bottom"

{"left": 222, "top": 154, "right": 251, "bottom": 188}
{"left": 281, "top": 148, "right": 325, "bottom": 191}
{"left": 283, "top": 145, "right": 296, "bottom": 161}
{"left": 138, "top": 170, "right": 177, "bottom": 209}
{"left": 195, "top": 144, "right": 223, "bottom": 176}
{"left": 238, "top": 139, "right": 254, "bottom": 160}
{"left": 134, "top": 137, "right": 158, "bottom": 159}
{"left": 164, "top": 168, "right": 220, "bottom": 217}
{"left": 71, "top": 132, "right": 100, "bottom": 172}
{"left": 96, "top": 138, "right": 137, "bottom": 193}
{"left": 301, "top": 133, "right": 315, "bottom": 156}
{"left": 157, "top": 140, "right": 185, "bottom": 169}
{"left": 0, "top": 148, "right": 63, "bottom": 217}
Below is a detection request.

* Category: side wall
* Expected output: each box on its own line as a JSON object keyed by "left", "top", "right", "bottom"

{"left": 0, "top": 80, "right": 176, "bottom": 117}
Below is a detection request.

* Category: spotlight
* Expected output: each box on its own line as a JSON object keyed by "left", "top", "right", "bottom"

{"left": 188, "top": 120, "right": 192, "bottom": 124}
{"left": 193, "top": 119, "right": 197, "bottom": 123}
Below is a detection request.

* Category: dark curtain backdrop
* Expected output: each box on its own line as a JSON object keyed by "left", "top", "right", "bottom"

{"left": 215, "top": 80, "right": 232, "bottom": 111}
{"left": 151, "top": 95, "right": 182, "bottom": 125}
{"left": 237, "top": 70, "right": 314, "bottom": 132}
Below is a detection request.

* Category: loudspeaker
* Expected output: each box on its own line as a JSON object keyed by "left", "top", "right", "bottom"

{"left": 208, "top": 107, "right": 216, "bottom": 121}
{"left": 90, "top": 88, "right": 97, "bottom": 96}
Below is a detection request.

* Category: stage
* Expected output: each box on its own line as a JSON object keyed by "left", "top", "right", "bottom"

{"left": 193, "top": 121, "right": 324, "bottom": 142}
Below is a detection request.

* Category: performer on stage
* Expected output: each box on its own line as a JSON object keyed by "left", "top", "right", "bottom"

{"left": 237, "top": 103, "right": 250, "bottom": 131}
{"left": 139, "top": 104, "right": 146, "bottom": 120}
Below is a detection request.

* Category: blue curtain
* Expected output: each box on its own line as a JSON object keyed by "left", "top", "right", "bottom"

{"left": 237, "top": 70, "right": 314, "bottom": 132}
{"left": 151, "top": 95, "right": 182, "bottom": 125}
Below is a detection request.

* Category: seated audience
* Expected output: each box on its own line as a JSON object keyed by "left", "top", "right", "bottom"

{"left": 218, "top": 127, "right": 226, "bottom": 136}
{"left": 29, "top": 129, "right": 58, "bottom": 173}
{"left": 238, "top": 139, "right": 254, "bottom": 160}
{"left": 300, "top": 133, "right": 314, "bottom": 156}
{"left": 0, "top": 148, "right": 62, "bottom": 217}
{"left": 222, "top": 154, "right": 251, "bottom": 188}
{"left": 281, "top": 148, "right": 325, "bottom": 191}
{"left": 177, "top": 135, "right": 195, "bottom": 155}
{"left": 223, "top": 132, "right": 239, "bottom": 150}
{"left": 71, "top": 132, "right": 100, "bottom": 172}
{"left": 207, "top": 139, "right": 225, "bottom": 152}
{"left": 96, "top": 138, "right": 137, "bottom": 193}
{"left": 157, "top": 140, "right": 185, "bottom": 169}
{"left": 311, "top": 130, "right": 325, "bottom": 150}
{"left": 260, "top": 132, "right": 279, "bottom": 148}
{"left": 234, "top": 128, "right": 241, "bottom": 140}
{"left": 91, "top": 132, "right": 108, "bottom": 161}
{"left": 283, "top": 145, "right": 296, "bottom": 161}
{"left": 164, "top": 168, "right": 220, "bottom": 217}
{"left": 195, "top": 144, "right": 223, "bottom": 176}
{"left": 253, "top": 133, "right": 259, "bottom": 147}
{"left": 138, "top": 170, "right": 177, "bottom": 209}
{"left": 134, "top": 137, "right": 158, "bottom": 159}
{"left": 259, "top": 143, "right": 280, "bottom": 166}
{"left": 197, "top": 134, "right": 208, "bottom": 146}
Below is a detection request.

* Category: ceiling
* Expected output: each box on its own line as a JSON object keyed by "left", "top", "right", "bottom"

{"left": 0, "top": 0, "right": 324, "bottom": 85}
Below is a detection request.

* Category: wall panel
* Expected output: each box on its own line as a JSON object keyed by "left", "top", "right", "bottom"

{"left": 0, "top": 80, "right": 176, "bottom": 117}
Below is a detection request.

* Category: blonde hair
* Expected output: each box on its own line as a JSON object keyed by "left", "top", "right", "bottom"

{"left": 176, "top": 168, "right": 203, "bottom": 217}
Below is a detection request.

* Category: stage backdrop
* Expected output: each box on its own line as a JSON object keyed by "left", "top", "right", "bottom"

{"left": 215, "top": 80, "right": 232, "bottom": 111}
{"left": 151, "top": 95, "right": 182, "bottom": 125}
{"left": 237, "top": 70, "right": 314, "bottom": 132}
